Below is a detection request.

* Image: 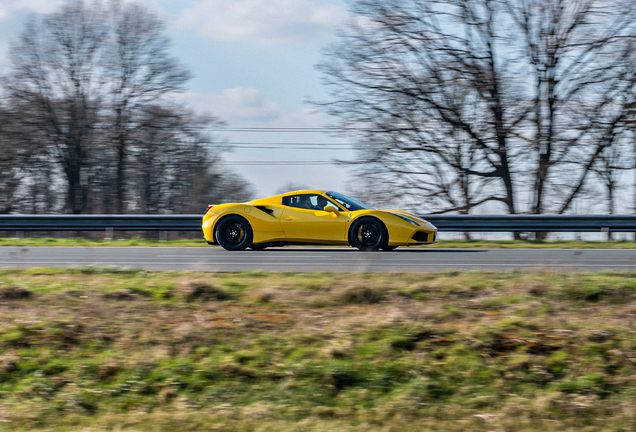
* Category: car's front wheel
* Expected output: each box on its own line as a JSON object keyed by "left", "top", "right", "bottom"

{"left": 215, "top": 215, "right": 253, "bottom": 251}
{"left": 350, "top": 217, "right": 387, "bottom": 251}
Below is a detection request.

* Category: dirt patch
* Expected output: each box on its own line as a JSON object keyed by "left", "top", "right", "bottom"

{"left": 0, "top": 286, "right": 31, "bottom": 300}
{"left": 102, "top": 289, "right": 139, "bottom": 301}
{"left": 337, "top": 285, "right": 387, "bottom": 305}
{"left": 250, "top": 287, "right": 280, "bottom": 303}
{"left": 0, "top": 354, "right": 19, "bottom": 373}
{"left": 178, "top": 281, "right": 232, "bottom": 302}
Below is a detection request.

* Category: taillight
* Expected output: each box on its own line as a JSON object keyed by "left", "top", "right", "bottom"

{"left": 206, "top": 205, "right": 214, "bottom": 212}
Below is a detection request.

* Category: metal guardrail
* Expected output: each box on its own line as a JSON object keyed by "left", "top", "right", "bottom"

{"left": 0, "top": 215, "right": 202, "bottom": 231}
{"left": 422, "top": 215, "right": 636, "bottom": 232}
{"left": 0, "top": 214, "right": 635, "bottom": 232}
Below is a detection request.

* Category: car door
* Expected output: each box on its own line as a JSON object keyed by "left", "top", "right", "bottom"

{"left": 280, "top": 194, "right": 347, "bottom": 243}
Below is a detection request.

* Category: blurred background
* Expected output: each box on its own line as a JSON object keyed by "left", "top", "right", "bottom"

{"left": 1, "top": 0, "right": 636, "bottom": 241}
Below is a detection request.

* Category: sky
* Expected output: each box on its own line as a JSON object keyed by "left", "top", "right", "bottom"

{"left": 0, "top": 0, "right": 357, "bottom": 198}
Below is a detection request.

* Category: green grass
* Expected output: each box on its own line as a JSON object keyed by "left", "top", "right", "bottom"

{"left": 1, "top": 268, "right": 636, "bottom": 430}
{"left": 2, "top": 237, "right": 636, "bottom": 248}
{"left": 0, "top": 237, "right": 206, "bottom": 247}
{"left": 431, "top": 239, "right": 636, "bottom": 249}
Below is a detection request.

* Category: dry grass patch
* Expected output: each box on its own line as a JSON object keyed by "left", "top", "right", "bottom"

{"left": 0, "top": 268, "right": 636, "bottom": 431}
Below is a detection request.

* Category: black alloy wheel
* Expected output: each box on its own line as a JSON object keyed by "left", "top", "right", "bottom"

{"left": 215, "top": 216, "right": 253, "bottom": 251}
{"left": 350, "top": 217, "right": 387, "bottom": 251}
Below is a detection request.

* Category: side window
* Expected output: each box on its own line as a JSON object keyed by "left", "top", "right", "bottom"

{"left": 284, "top": 194, "right": 340, "bottom": 211}
{"left": 283, "top": 195, "right": 308, "bottom": 208}
{"left": 289, "top": 194, "right": 315, "bottom": 210}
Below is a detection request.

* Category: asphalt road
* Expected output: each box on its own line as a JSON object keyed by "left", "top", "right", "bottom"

{"left": 0, "top": 246, "right": 635, "bottom": 272}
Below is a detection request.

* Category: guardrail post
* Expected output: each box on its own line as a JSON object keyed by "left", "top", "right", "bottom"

{"left": 601, "top": 227, "right": 609, "bottom": 242}
{"left": 160, "top": 231, "right": 168, "bottom": 241}
{"left": 15, "top": 231, "right": 23, "bottom": 239}
{"left": 105, "top": 227, "right": 114, "bottom": 241}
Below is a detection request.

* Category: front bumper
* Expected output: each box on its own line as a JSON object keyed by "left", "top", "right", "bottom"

{"left": 411, "top": 231, "right": 437, "bottom": 243}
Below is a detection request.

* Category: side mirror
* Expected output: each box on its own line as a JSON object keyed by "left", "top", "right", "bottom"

{"left": 324, "top": 205, "right": 339, "bottom": 213}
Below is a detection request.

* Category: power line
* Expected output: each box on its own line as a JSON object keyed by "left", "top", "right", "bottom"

{"left": 219, "top": 141, "right": 355, "bottom": 146}
{"left": 199, "top": 127, "right": 363, "bottom": 132}
{"left": 219, "top": 147, "right": 356, "bottom": 150}
{"left": 216, "top": 142, "right": 363, "bottom": 150}
{"left": 218, "top": 160, "right": 339, "bottom": 166}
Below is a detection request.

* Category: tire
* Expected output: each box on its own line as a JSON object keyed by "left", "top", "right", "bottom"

{"left": 215, "top": 215, "right": 253, "bottom": 251}
{"left": 350, "top": 217, "right": 387, "bottom": 251}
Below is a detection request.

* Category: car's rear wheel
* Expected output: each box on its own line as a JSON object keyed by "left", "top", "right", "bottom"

{"left": 215, "top": 215, "right": 252, "bottom": 251}
{"left": 350, "top": 217, "right": 387, "bottom": 251}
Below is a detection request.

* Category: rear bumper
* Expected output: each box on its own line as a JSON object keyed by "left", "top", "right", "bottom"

{"left": 202, "top": 217, "right": 217, "bottom": 243}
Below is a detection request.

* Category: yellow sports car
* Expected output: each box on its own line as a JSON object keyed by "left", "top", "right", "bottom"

{"left": 202, "top": 190, "right": 437, "bottom": 251}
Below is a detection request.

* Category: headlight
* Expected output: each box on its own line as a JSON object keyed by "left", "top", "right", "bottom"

{"left": 390, "top": 213, "right": 420, "bottom": 226}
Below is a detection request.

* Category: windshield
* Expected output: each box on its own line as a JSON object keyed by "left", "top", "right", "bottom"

{"left": 326, "top": 191, "right": 374, "bottom": 211}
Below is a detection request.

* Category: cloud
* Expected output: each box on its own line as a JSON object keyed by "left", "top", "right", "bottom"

{"left": 0, "top": 0, "right": 65, "bottom": 73}
{"left": 175, "top": 0, "right": 347, "bottom": 43}
{"left": 0, "top": 0, "right": 63, "bottom": 21}
{"left": 176, "top": 87, "right": 282, "bottom": 124}
{"left": 174, "top": 87, "right": 327, "bottom": 128}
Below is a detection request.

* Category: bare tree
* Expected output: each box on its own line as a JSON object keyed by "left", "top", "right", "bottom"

{"left": 127, "top": 106, "right": 252, "bottom": 214}
{"left": 591, "top": 136, "right": 633, "bottom": 239}
{"left": 0, "top": 106, "right": 23, "bottom": 214}
{"left": 0, "top": 102, "right": 67, "bottom": 215}
{"left": 3, "top": 0, "right": 251, "bottom": 216}
{"left": 319, "top": 0, "right": 636, "bottom": 225}
{"left": 104, "top": 1, "right": 191, "bottom": 213}
{"left": 5, "top": 2, "right": 106, "bottom": 213}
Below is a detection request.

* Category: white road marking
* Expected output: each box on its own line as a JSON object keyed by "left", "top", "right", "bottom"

{"left": 157, "top": 255, "right": 332, "bottom": 258}
{"left": 1, "top": 261, "right": 636, "bottom": 267}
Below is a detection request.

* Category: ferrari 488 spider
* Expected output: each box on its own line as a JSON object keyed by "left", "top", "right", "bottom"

{"left": 202, "top": 190, "right": 437, "bottom": 251}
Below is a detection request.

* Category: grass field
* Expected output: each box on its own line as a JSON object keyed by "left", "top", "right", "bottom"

{"left": 2, "top": 237, "right": 636, "bottom": 248}
{"left": 0, "top": 268, "right": 636, "bottom": 431}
